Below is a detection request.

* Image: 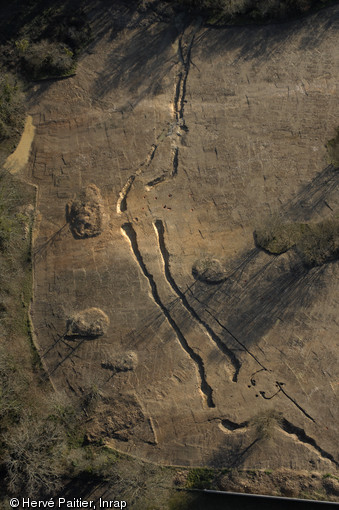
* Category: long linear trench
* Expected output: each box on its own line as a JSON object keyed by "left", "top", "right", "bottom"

{"left": 117, "top": 27, "right": 234, "bottom": 407}
{"left": 117, "top": 22, "right": 201, "bottom": 210}
{"left": 154, "top": 219, "right": 242, "bottom": 382}
{"left": 118, "top": 24, "right": 323, "bottom": 436}
{"left": 121, "top": 222, "right": 215, "bottom": 408}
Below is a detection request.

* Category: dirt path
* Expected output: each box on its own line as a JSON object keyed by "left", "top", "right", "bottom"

{"left": 4, "top": 115, "right": 35, "bottom": 174}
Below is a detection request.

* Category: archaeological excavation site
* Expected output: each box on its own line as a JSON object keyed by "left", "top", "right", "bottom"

{"left": 0, "top": 0, "right": 338, "bottom": 506}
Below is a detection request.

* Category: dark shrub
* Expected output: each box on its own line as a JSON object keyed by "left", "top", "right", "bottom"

{"left": 22, "top": 40, "right": 74, "bottom": 80}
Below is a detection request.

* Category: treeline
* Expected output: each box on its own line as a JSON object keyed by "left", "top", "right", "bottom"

{"left": 0, "top": 1, "right": 91, "bottom": 82}
{"left": 174, "top": 0, "right": 335, "bottom": 21}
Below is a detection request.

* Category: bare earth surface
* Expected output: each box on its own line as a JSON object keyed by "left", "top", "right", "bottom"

{"left": 19, "top": 2, "right": 338, "bottom": 473}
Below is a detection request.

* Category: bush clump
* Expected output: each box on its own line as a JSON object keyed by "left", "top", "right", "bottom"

{"left": 0, "top": 74, "right": 24, "bottom": 143}
{"left": 21, "top": 40, "right": 75, "bottom": 80}
{"left": 66, "top": 308, "right": 110, "bottom": 338}
{"left": 2, "top": 418, "right": 66, "bottom": 497}
{"left": 186, "top": 467, "right": 215, "bottom": 489}
{"left": 255, "top": 214, "right": 339, "bottom": 267}
{"left": 192, "top": 257, "right": 226, "bottom": 283}
{"left": 296, "top": 218, "right": 339, "bottom": 267}
{"left": 250, "top": 409, "right": 283, "bottom": 440}
{"left": 176, "top": 0, "right": 330, "bottom": 21}
{"left": 254, "top": 217, "right": 308, "bottom": 254}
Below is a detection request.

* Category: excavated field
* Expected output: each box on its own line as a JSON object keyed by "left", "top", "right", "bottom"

{"left": 16, "top": 1, "right": 339, "bottom": 471}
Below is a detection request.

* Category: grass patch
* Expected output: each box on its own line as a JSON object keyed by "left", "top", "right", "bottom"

{"left": 0, "top": 171, "right": 35, "bottom": 336}
{"left": 0, "top": 73, "right": 25, "bottom": 149}
{"left": 186, "top": 467, "right": 215, "bottom": 489}
{"left": 323, "top": 473, "right": 339, "bottom": 481}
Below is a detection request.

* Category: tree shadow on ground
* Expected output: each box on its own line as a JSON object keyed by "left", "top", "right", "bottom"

{"left": 90, "top": 16, "right": 180, "bottom": 110}
{"left": 195, "top": 2, "right": 338, "bottom": 64}
{"left": 187, "top": 162, "right": 339, "bottom": 350}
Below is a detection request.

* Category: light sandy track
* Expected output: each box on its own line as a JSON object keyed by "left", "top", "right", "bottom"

{"left": 4, "top": 115, "right": 35, "bottom": 173}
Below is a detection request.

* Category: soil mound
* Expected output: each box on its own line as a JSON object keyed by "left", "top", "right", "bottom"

{"left": 66, "top": 184, "right": 103, "bottom": 238}
{"left": 192, "top": 257, "right": 226, "bottom": 283}
{"left": 101, "top": 351, "right": 138, "bottom": 373}
{"left": 66, "top": 307, "right": 109, "bottom": 338}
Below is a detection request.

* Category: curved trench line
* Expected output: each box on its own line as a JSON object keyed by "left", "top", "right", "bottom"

{"left": 116, "top": 175, "right": 135, "bottom": 213}
{"left": 154, "top": 219, "right": 242, "bottom": 382}
{"left": 220, "top": 418, "right": 248, "bottom": 431}
{"left": 281, "top": 418, "right": 338, "bottom": 466}
{"left": 218, "top": 415, "right": 337, "bottom": 467}
{"left": 121, "top": 222, "right": 215, "bottom": 408}
{"left": 116, "top": 143, "right": 158, "bottom": 213}
{"left": 187, "top": 291, "right": 318, "bottom": 423}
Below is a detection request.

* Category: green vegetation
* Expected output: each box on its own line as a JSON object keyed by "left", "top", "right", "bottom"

{"left": 250, "top": 409, "right": 283, "bottom": 440}
{"left": 254, "top": 216, "right": 308, "bottom": 254}
{"left": 0, "top": 2, "right": 92, "bottom": 82}
{"left": 0, "top": 174, "right": 30, "bottom": 255}
{"left": 186, "top": 467, "right": 216, "bottom": 489}
{"left": 175, "top": 0, "right": 335, "bottom": 22}
{"left": 20, "top": 40, "right": 75, "bottom": 80}
{"left": 0, "top": 2, "right": 91, "bottom": 52}
{"left": 323, "top": 473, "right": 339, "bottom": 480}
{"left": 0, "top": 74, "right": 24, "bottom": 146}
{"left": 296, "top": 218, "right": 339, "bottom": 267}
{"left": 255, "top": 214, "right": 339, "bottom": 267}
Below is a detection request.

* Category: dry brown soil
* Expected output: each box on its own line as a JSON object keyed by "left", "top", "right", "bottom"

{"left": 15, "top": 0, "right": 339, "bottom": 477}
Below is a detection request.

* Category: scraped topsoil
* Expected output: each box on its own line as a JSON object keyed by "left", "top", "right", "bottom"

{"left": 19, "top": 0, "right": 339, "bottom": 481}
